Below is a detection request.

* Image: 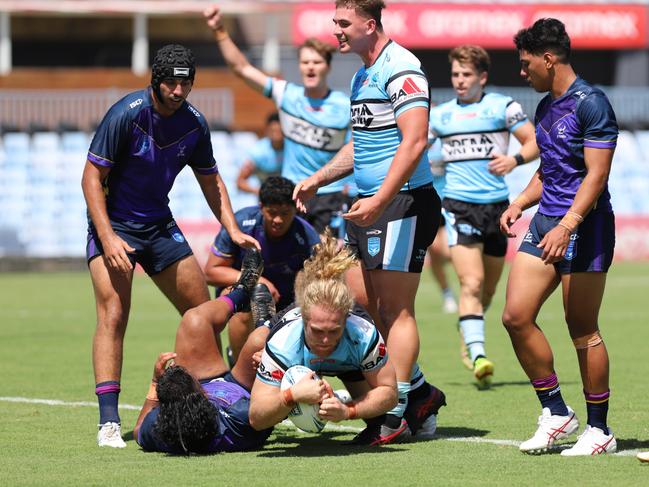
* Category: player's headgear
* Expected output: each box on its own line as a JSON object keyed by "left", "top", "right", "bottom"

{"left": 151, "top": 44, "right": 196, "bottom": 102}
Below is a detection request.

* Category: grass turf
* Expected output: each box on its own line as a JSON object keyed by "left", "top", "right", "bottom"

{"left": 1, "top": 263, "right": 648, "bottom": 486}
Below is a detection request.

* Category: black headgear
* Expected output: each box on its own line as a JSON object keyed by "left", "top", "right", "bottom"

{"left": 151, "top": 44, "right": 196, "bottom": 101}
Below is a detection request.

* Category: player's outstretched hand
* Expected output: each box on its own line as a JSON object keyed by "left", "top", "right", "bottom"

{"left": 203, "top": 5, "right": 224, "bottom": 31}
{"left": 499, "top": 204, "right": 523, "bottom": 237}
{"left": 231, "top": 230, "right": 261, "bottom": 251}
{"left": 101, "top": 233, "right": 135, "bottom": 273}
{"left": 152, "top": 352, "right": 177, "bottom": 382}
{"left": 293, "top": 177, "right": 319, "bottom": 213}
{"left": 488, "top": 154, "right": 516, "bottom": 176}
{"left": 291, "top": 371, "right": 329, "bottom": 405}
{"left": 343, "top": 195, "right": 383, "bottom": 227}
{"left": 537, "top": 225, "right": 571, "bottom": 264}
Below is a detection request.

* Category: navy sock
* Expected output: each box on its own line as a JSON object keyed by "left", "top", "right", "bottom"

{"left": 218, "top": 287, "right": 250, "bottom": 313}
{"left": 585, "top": 390, "right": 610, "bottom": 434}
{"left": 96, "top": 381, "right": 120, "bottom": 425}
{"left": 531, "top": 373, "right": 569, "bottom": 416}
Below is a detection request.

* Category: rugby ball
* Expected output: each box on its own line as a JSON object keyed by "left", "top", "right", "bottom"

{"left": 280, "top": 365, "right": 327, "bottom": 433}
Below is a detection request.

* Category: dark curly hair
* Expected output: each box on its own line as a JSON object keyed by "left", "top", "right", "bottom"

{"left": 154, "top": 366, "right": 218, "bottom": 454}
{"left": 151, "top": 44, "right": 196, "bottom": 102}
{"left": 259, "top": 176, "right": 295, "bottom": 207}
{"left": 514, "top": 18, "right": 571, "bottom": 63}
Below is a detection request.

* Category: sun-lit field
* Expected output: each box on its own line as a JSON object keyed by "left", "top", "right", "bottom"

{"left": 1, "top": 263, "right": 648, "bottom": 486}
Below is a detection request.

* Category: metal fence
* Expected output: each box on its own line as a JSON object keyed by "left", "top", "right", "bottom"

{"left": 0, "top": 88, "right": 234, "bottom": 131}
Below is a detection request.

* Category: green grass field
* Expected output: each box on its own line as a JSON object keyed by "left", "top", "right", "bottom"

{"left": 1, "top": 263, "right": 649, "bottom": 486}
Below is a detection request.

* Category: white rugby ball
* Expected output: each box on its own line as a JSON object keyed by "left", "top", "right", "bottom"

{"left": 280, "top": 365, "right": 327, "bottom": 433}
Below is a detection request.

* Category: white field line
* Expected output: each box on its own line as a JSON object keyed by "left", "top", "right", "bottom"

{"left": 1, "top": 396, "right": 640, "bottom": 456}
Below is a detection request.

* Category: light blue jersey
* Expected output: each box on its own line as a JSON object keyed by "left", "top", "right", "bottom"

{"left": 247, "top": 137, "right": 283, "bottom": 178}
{"left": 350, "top": 40, "right": 433, "bottom": 196}
{"left": 264, "top": 79, "right": 355, "bottom": 195}
{"left": 429, "top": 93, "right": 527, "bottom": 204}
{"left": 256, "top": 306, "right": 387, "bottom": 386}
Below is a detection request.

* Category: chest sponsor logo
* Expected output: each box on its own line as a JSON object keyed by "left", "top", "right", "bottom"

{"left": 365, "top": 229, "right": 382, "bottom": 236}
{"left": 281, "top": 111, "right": 346, "bottom": 151}
{"left": 351, "top": 104, "right": 374, "bottom": 128}
{"left": 367, "top": 236, "right": 381, "bottom": 256}
{"left": 129, "top": 98, "right": 143, "bottom": 110}
{"left": 242, "top": 218, "right": 257, "bottom": 226}
{"left": 443, "top": 133, "right": 497, "bottom": 160}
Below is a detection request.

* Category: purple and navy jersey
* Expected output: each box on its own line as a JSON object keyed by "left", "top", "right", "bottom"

{"left": 211, "top": 206, "right": 320, "bottom": 307}
{"left": 87, "top": 88, "right": 218, "bottom": 222}
{"left": 535, "top": 78, "right": 618, "bottom": 216}
{"left": 138, "top": 376, "right": 271, "bottom": 454}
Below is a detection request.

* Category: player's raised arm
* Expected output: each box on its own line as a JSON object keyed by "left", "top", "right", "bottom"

{"left": 204, "top": 5, "right": 269, "bottom": 93}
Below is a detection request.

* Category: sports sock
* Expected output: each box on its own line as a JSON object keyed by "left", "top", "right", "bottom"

{"left": 218, "top": 287, "right": 249, "bottom": 313}
{"left": 459, "top": 314, "right": 486, "bottom": 362}
{"left": 409, "top": 363, "right": 425, "bottom": 391}
{"left": 585, "top": 390, "right": 610, "bottom": 434}
{"left": 531, "top": 373, "right": 569, "bottom": 416}
{"left": 442, "top": 288, "right": 455, "bottom": 300}
{"left": 96, "top": 381, "right": 121, "bottom": 425}
{"left": 386, "top": 381, "right": 410, "bottom": 419}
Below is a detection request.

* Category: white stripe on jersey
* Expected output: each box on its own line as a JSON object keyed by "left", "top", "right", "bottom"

{"left": 441, "top": 130, "right": 510, "bottom": 163}
{"left": 350, "top": 99, "right": 396, "bottom": 131}
{"left": 385, "top": 71, "right": 429, "bottom": 116}
{"left": 279, "top": 110, "right": 348, "bottom": 152}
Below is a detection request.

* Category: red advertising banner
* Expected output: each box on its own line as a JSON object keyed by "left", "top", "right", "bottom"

{"left": 293, "top": 3, "right": 648, "bottom": 49}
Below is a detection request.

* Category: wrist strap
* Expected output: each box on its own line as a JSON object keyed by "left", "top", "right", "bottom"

{"left": 281, "top": 388, "right": 296, "bottom": 408}
{"left": 146, "top": 382, "right": 158, "bottom": 402}
{"left": 214, "top": 28, "right": 229, "bottom": 41}
{"left": 514, "top": 153, "right": 525, "bottom": 166}
{"left": 347, "top": 403, "right": 358, "bottom": 420}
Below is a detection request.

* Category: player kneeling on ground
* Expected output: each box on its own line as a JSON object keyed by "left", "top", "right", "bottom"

{"left": 134, "top": 250, "right": 274, "bottom": 454}
{"left": 248, "top": 233, "right": 428, "bottom": 445}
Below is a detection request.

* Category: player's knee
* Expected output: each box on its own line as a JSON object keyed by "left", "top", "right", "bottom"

{"left": 179, "top": 307, "right": 210, "bottom": 336}
{"left": 501, "top": 308, "right": 527, "bottom": 334}
{"left": 571, "top": 330, "right": 603, "bottom": 349}
{"left": 459, "top": 275, "right": 482, "bottom": 297}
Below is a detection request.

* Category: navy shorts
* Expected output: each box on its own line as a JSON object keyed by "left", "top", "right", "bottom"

{"left": 518, "top": 211, "right": 615, "bottom": 274}
{"left": 86, "top": 216, "right": 193, "bottom": 275}
{"left": 346, "top": 184, "right": 441, "bottom": 273}
{"left": 442, "top": 197, "right": 509, "bottom": 257}
{"left": 304, "top": 190, "right": 354, "bottom": 235}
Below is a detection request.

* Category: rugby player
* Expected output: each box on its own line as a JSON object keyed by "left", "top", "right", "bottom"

{"left": 82, "top": 44, "right": 258, "bottom": 448}
{"left": 429, "top": 45, "right": 538, "bottom": 387}
{"left": 294, "top": 0, "right": 446, "bottom": 442}
{"left": 204, "top": 5, "right": 355, "bottom": 235}
{"left": 501, "top": 18, "right": 618, "bottom": 455}
{"left": 205, "top": 176, "right": 320, "bottom": 363}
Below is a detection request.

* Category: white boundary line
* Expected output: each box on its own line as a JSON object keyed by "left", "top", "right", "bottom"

{"left": 1, "top": 396, "right": 640, "bottom": 457}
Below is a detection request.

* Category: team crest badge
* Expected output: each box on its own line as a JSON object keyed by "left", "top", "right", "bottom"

{"left": 442, "top": 112, "right": 452, "bottom": 125}
{"left": 172, "top": 232, "right": 185, "bottom": 243}
{"left": 368, "top": 237, "right": 380, "bottom": 257}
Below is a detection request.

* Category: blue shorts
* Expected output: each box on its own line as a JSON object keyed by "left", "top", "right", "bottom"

{"left": 86, "top": 216, "right": 193, "bottom": 275}
{"left": 518, "top": 211, "right": 615, "bottom": 274}
{"left": 346, "top": 184, "right": 441, "bottom": 273}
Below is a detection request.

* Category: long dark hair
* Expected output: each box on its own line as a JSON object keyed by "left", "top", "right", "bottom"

{"left": 154, "top": 366, "right": 218, "bottom": 454}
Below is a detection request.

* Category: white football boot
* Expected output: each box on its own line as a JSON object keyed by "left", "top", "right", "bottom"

{"left": 97, "top": 422, "right": 126, "bottom": 448}
{"left": 637, "top": 451, "right": 649, "bottom": 462}
{"left": 560, "top": 425, "right": 616, "bottom": 456}
{"left": 519, "top": 407, "right": 579, "bottom": 454}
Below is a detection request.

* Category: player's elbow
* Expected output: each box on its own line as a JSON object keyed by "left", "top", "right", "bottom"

{"left": 248, "top": 406, "right": 272, "bottom": 431}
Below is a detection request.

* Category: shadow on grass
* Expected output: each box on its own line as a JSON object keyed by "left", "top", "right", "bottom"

{"left": 445, "top": 380, "right": 579, "bottom": 390}
{"left": 257, "top": 430, "right": 408, "bottom": 457}
{"left": 123, "top": 430, "right": 134, "bottom": 441}
{"left": 616, "top": 438, "right": 649, "bottom": 451}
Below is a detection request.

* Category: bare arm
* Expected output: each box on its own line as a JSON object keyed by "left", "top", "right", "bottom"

{"left": 236, "top": 160, "right": 259, "bottom": 195}
{"left": 536, "top": 147, "right": 614, "bottom": 264}
{"left": 248, "top": 371, "right": 329, "bottom": 431}
{"left": 343, "top": 107, "right": 428, "bottom": 227}
{"left": 203, "top": 251, "right": 239, "bottom": 287}
{"left": 81, "top": 160, "right": 134, "bottom": 273}
{"left": 195, "top": 171, "right": 260, "bottom": 250}
{"left": 488, "top": 121, "right": 539, "bottom": 176}
{"left": 293, "top": 141, "right": 355, "bottom": 212}
{"left": 204, "top": 5, "right": 269, "bottom": 93}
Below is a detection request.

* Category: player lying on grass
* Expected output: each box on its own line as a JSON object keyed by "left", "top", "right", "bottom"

{"left": 133, "top": 250, "right": 273, "bottom": 454}
{"left": 248, "top": 233, "right": 444, "bottom": 445}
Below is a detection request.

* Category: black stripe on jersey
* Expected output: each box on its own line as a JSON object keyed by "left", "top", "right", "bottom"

{"left": 505, "top": 100, "right": 514, "bottom": 108}
{"left": 353, "top": 123, "right": 398, "bottom": 132}
{"left": 361, "top": 331, "right": 380, "bottom": 363}
{"left": 385, "top": 70, "right": 428, "bottom": 88}
{"left": 440, "top": 127, "right": 507, "bottom": 138}
{"left": 395, "top": 97, "right": 430, "bottom": 110}
{"left": 264, "top": 343, "right": 290, "bottom": 372}
{"left": 351, "top": 98, "right": 390, "bottom": 106}
{"left": 447, "top": 157, "right": 496, "bottom": 163}
{"left": 267, "top": 303, "right": 298, "bottom": 337}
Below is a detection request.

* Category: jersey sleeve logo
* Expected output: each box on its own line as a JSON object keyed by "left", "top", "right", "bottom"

{"left": 387, "top": 72, "right": 429, "bottom": 112}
